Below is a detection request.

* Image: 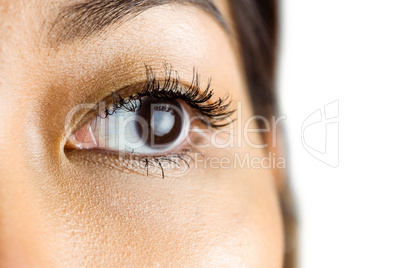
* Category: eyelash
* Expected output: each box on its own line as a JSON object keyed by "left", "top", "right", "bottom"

{"left": 118, "top": 148, "right": 193, "bottom": 180}
{"left": 102, "top": 65, "right": 234, "bottom": 128}
{"left": 92, "top": 65, "right": 235, "bottom": 179}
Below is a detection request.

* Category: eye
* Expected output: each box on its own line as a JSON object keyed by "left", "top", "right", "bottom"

{"left": 65, "top": 66, "right": 235, "bottom": 168}
{"left": 66, "top": 96, "right": 191, "bottom": 155}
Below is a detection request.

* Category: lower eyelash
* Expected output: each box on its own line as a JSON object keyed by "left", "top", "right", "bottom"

{"left": 118, "top": 147, "right": 195, "bottom": 179}
{"left": 116, "top": 130, "right": 209, "bottom": 179}
{"left": 65, "top": 148, "right": 199, "bottom": 180}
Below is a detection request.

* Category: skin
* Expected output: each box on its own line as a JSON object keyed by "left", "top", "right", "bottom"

{"left": 0, "top": 0, "right": 284, "bottom": 267}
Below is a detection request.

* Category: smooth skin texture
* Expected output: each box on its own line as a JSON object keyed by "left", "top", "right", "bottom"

{"left": 0, "top": 0, "right": 284, "bottom": 267}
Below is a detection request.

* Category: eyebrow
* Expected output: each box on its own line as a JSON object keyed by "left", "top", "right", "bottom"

{"left": 50, "top": 0, "right": 229, "bottom": 44}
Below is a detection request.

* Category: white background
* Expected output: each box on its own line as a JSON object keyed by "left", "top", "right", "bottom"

{"left": 278, "top": 0, "right": 402, "bottom": 267}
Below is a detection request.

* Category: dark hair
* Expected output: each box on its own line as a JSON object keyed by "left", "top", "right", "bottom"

{"left": 230, "top": 1, "right": 297, "bottom": 267}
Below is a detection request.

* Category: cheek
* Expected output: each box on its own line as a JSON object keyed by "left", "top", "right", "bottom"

{"left": 34, "top": 151, "right": 282, "bottom": 267}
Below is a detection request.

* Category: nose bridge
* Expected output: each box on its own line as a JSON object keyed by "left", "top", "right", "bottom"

{"left": 0, "top": 6, "right": 57, "bottom": 265}
{"left": 0, "top": 120, "right": 48, "bottom": 267}
{"left": 0, "top": 163, "right": 39, "bottom": 267}
{"left": 0, "top": 183, "right": 37, "bottom": 267}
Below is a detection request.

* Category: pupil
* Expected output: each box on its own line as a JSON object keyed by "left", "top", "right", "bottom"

{"left": 136, "top": 98, "right": 183, "bottom": 148}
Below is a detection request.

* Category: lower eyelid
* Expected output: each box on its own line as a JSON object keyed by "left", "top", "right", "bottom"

{"left": 65, "top": 146, "right": 196, "bottom": 180}
{"left": 64, "top": 122, "right": 232, "bottom": 179}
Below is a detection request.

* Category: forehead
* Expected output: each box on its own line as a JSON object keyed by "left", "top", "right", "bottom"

{"left": 0, "top": 0, "right": 234, "bottom": 84}
{"left": 0, "top": 0, "right": 233, "bottom": 71}
{"left": 0, "top": 0, "right": 239, "bottom": 102}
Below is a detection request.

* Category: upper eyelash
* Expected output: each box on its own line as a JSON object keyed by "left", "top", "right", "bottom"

{"left": 102, "top": 65, "right": 235, "bottom": 128}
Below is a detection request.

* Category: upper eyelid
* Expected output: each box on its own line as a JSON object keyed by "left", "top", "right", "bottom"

{"left": 100, "top": 67, "right": 235, "bottom": 126}
{"left": 68, "top": 66, "right": 234, "bottom": 137}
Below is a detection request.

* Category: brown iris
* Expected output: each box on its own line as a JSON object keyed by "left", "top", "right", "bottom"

{"left": 135, "top": 98, "right": 184, "bottom": 149}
